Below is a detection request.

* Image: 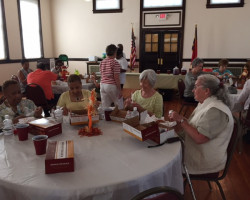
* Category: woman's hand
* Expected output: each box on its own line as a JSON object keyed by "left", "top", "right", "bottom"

{"left": 13, "top": 115, "right": 26, "bottom": 124}
{"left": 34, "top": 107, "right": 43, "bottom": 118}
{"left": 63, "top": 107, "right": 69, "bottom": 116}
{"left": 168, "top": 110, "right": 184, "bottom": 123}
{"left": 124, "top": 97, "right": 132, "bottom": 110}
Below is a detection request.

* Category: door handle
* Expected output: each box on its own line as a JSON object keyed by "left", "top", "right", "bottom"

{"left": 158, "top": 58, "right": 160, "bottom": 65}
{"left": 161, "top": 58, "right": 163, "bottom": 65}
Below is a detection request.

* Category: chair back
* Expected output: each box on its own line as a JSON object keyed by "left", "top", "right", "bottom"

{"left": 219, "top": 120, "right": 238, "bottom": 180}
{"left": 25, "top": 83, "right": 48, "bottom": 107}
{"left": 11, "top": 75, "right": 19, "bottom": 82}
{"left": 130, "top": 186, "right": 183, "bottom": 200}
{"left": 178, "top": 79, "right": 185, "bottom": 99}
{"left": 59, "top": 54, "right": 68, "bottom": 67}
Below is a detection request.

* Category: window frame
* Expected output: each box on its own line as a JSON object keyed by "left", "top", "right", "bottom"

{"left": 93, "top": 0, "right": 122, "bottom": 13}
{"left": 206, "top": 0, "right": 244, "bottom": 8}
{"left": 17, "top": 0, "right": 44, "bottom": 59}
{"left": 142, "top": 0, "right": 184, "bottom": 11}
{"left": 0, "top": 0, "right": 9, "bottom": 60}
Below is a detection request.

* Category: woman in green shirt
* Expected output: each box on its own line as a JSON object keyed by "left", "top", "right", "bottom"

{"left": 124, "top": 69, "right": 163, "bottom": 118}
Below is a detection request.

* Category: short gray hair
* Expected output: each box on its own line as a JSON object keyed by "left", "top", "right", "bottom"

{"left": 139, "top": 69, "right": 157, "bottom": 87}
{"left": 198, "top": 74, "right": 230, "bottom": 106}
{"left": 192, "top": 58, "right": 204, "bottom": 68}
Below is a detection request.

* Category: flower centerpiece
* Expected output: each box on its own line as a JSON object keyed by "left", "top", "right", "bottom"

{"left": 78, "top": 89, "right": 102, "bottom": 137}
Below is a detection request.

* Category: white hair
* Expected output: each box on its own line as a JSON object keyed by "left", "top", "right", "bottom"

{"left": 139, "top": 69, "right": 157, "bottom": 87}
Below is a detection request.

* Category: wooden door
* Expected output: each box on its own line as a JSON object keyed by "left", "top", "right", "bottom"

{"left": 140, "top": 30, "right": 181, "bottom": 73}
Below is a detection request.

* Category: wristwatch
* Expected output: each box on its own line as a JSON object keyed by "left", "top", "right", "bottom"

{"left": 180, "top": 119, "right": 185, "bottom": 124}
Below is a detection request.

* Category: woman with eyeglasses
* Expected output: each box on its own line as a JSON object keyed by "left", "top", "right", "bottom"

{"left": 169, "top": 74, "right": 234, "bottom": 174}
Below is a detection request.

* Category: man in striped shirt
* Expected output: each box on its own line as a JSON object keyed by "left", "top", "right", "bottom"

{"left": 100, "top": 44, "right": 122, "bottom": 108}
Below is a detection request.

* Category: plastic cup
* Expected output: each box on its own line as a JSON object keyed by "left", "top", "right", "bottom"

{"left": 181, "top": 70, "right": 187, "bottom": 75}
{"left": 16, "top": 124, "right": 29, "bottom": 141}
{"left": 32, "top": 135, "right": 48, "bottom": 155}
{"left": 104, "top": 108, "right": 113, "bottom": 121}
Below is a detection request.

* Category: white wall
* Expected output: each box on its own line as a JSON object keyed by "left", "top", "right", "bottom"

{"left": 0, "top": 0, "right": 53, "bottom": 85}
{"left": 50, "top": 0, "right": 140, "bottom": 75}
{"left": 184, "top": 0, "right": 250, "bottom": 59}
{"left": 1, "top": 0, "right": 250, "bottom": 84}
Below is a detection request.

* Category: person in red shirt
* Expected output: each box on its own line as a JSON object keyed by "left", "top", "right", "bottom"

{"left": 27, "top": 62, "right": 59, "bottom": 106}
{"left": 100, "top": 44, "right": 122, "bottom": 108}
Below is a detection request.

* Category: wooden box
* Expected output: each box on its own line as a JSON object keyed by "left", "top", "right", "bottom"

{"left": 45, "top": 140, "right": 74, "bottom": 174}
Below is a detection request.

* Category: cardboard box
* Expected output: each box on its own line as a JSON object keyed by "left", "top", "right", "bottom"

{"left": 28, "top": 118, "right": 62, "bottom": 138}
{"left": 109, "top": 107, "right": 127, "bottom": 123}
{"left": 123, "top": 117, "right": 177, "bottom": 144}
{"left": 45, "top": 140, "right": 74, "bottom": 174}
{"left": 123, "top": 116, "right": 161, "bottom": 143}
{"left": 69, "top": 112, "right": 99, "bottom": 125}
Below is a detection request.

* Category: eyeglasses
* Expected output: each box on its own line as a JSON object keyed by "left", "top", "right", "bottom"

{"left": 193, "top": 85, "right": 203, "bottom": 90}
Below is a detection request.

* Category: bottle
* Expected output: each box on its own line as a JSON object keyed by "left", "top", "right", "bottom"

{"left": 131, "top": 107, "right": 139, "bottom": 118}
{"left": 125, "top": 110, "right": 132, "bottom": 119}
{"left": 54, "top": 106, "right": 63, "bottom": 123}
{"left": 3, "top": 115, "right": 14, "bottom": 135}
{"left": 97, "top": 106, "right": 105, "bottom": 120}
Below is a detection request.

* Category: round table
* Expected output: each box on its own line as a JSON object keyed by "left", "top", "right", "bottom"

{"left": 0, "top": 120, "right": 183, "bottom": 200}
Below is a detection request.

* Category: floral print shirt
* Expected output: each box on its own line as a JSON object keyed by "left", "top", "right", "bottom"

{"left": 0, "top": 99, "right": 37, "bottom": 126}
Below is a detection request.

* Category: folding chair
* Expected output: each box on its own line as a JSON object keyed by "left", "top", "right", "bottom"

{"left": 25, "top": 83, "right": 55, "bottom": 117}
{"left": 178, "top": 79, "right": 197, "bottom": 116}
{"left": 130, "top": 186, "right": 184, "bottom": 200}
{"left": 59, "top": 54, "right": 69, "bottom": 67}
{"left": 184, "top": 119, "right": 238, "bottom": 200}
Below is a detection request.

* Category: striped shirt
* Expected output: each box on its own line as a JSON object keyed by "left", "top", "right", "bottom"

{"left": 100, "top": 58, "right": 120, "bottom": 85}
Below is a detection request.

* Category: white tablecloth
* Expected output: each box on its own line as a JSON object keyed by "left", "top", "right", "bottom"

{"left": 0, "top": 120, "right": 183, "bottom": 200}
{"left": 52, "top": 79, "right": 96, "bottom": 94}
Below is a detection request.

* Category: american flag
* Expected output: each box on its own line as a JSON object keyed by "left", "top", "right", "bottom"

{"left": 191, "top": 24, "right": 197, "bottom": 62}
{"left": 130, "top": 27, "right": 136, "bottom": 70}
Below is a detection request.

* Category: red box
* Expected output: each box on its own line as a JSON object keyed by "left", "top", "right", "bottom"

{"left": 45, "top": 140, "right": 74, "bottom": 174}
{"left": 28, "top": 118, "right": 62, "bottom": 138}
{"left": 122, "top": 116, "right": 161, "bottom": 143}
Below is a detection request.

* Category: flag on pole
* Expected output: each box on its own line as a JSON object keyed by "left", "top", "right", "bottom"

{"left": 130, "top": 26, "right": 136, "bottom": 70}
{"left": 191, "top": 25, "right": 197, "bottom": 63}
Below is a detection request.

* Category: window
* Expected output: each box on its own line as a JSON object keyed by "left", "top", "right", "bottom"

{"left": 143, "top": 0, "right": 183, "bottom": 8}
{"left": 145, "top": 33, "right": 158, "bottom": 52}
{"left": 0, "top": 0, "right": 8, "bottom": 60}
{"left": 93, "top": 0, "right": 122, "bottom": 13}
{"left": 207, "top": 0, "right": 244, "bottom": 8}
{"left": 18, "top": 0, "right": 43, "bottom": 59}
{"left": 164, "top": 33, "right": 178, "bottom": 53}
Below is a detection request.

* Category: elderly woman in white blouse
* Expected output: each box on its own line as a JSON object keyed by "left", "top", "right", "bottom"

{"left": 169, "top": 74, "right": 234, "bottom": 174}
